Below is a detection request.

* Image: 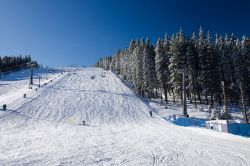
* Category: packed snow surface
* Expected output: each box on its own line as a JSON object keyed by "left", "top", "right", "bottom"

{"left": 0, "top": 68, "right": 250, "bottom": 166}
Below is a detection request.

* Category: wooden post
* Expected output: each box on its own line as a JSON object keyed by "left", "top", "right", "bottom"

{"left": 222, "top": 81, "right": 228, "bottom": 115}
{"left": 30, "top": 67, "right": 33, "bottom": 85}
{"left": 182, "top": 69, "right": 188, "bottom": 117}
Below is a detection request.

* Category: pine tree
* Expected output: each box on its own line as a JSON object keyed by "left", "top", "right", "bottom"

{"left": 205, "top": 31, "right": 221, "bottom": 105}
{"left": 113, "top": 50, "right": 121, "bottom": 73}
{"left": 228, "top": 33, "right": 240, "bottom": 104}
{"left": 235, "top": 36, "right": 250, "bottom": 123}
{"left": 110, "top": 53, "right": 116, "bottom": 72}
{"left": 163, "top": 33, "right": 171, "bottom": 102}
{"left": 134, "top": 39, "right": 144, "bottom": 95}
{"left": 142, "top": 38, "right": 157, "bottom": 98}
{"left": 169, "top": 29, "right": 187, "bottom": 102}
{"left": 127, "top": 40, "right": 136, "bottom": 84}
{"left": 217, "top": 34, "right": 232, "bottom": 112}
{"left": 186, "top": 33, "right": 199, "bottom": 107}
{"left": 140, "top": 39, "right": 146, "bottom": 95}
{"left": 198, "top": 27, "right": 209, "bottom": 104}
{"left": 155, "top": 38, "right": 168, "bottom": 102}
{"left": 155, "top": 37, "right": 169, "bottom": 103}
{"left": 142, "top": 38, "right": 152, "bottom": 98}
{"left": 149, "top": 43, "right": 157, "bottom": 98}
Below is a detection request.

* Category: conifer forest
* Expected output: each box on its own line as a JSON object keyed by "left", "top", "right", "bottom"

{"left": 96, "top": 28, "right": 250, "bottom": 121}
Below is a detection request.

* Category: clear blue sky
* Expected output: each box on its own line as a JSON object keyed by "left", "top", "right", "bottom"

{"left": 0, "top": 0, "right": 249, "bottom": 67}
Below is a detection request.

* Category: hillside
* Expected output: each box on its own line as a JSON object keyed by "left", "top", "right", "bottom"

{"left": 0, "top": 68, "right": 250, "bottom": 165}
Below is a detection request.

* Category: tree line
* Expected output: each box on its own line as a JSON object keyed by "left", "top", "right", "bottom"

{"left": 0, "top": 55, "right": 38, "bottom": 73}
{"left": 95, "top": 27, "right": 250, "bottom": 122}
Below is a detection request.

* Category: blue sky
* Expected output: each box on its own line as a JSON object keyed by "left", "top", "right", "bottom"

{"left": 0, "top": 0, "right": 249, "bottom": 66}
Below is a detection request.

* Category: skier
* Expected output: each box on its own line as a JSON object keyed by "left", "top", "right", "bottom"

{"left": 82, "top": 121, "right": 85, "bottom": 126}
{"left": 149, "top": 110, "right": 153, "bottom": 118}
{"left": 2, "top": 104, "right": 7, "bottom": 110}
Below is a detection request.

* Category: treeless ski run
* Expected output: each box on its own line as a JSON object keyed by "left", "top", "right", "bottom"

{"left": 0, "top": 68, "right": 250, "bottom": 165}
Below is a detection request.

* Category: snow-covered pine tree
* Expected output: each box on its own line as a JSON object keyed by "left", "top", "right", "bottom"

{"left": 186, "top": 32, "right": 199, "bottom": 107}
{"left": 129, "top": 40, "right": 138, "bottom": 86}
{"left": 142, "top": 38, "right": 156, "bottom": 99}
{"left": 169, "top": 34, "right": 177, "bottom": 103}
{"left": 243, "top": 37, "right": 250, "bottom": 106}
{"left": 169, "top": 28, "right": 187, "bottom": 102}
{"left": 100, "top": 56, "right": 112, "bottom": 70}
{"left": 205, "top": 31, "right": 221, "bottom": 105}
{"left": 227, "top": 33, "right": 240, "bottom": 104}
{"left": 119, "top": 50, "right": 126, "bottom": 77}
{"left": 123, "top": 49, "right": 130, "bottom": 80}
{"left": 128, "top": 40, "right": 136, "bottom": 84}
{"left": 140, "top": 39, "right": 146, "bottom": 95}
{"left": 223, "top": 34, "right": 237, "bottom": 104}
{"left": 110, "top": 53, "right": 116, "bottom": 72}
{"left": 163, "top": 33, "right": 171, "bottom": 102}
{"left": 235, "top": 36, "right": 250, "bottom": 123}
{"left": 142, "top": 38, "right": 151, "bottom": 98}
{"left": 134, "top": 39, "right": 144, "bottom": 95}
{"left": 155, "top": 38, "right": 168, "bottom": 102}
{"left": 217, "top": 34, "right": 233, "bottom": 109}
{"left": 149, "top": 43, "right": 157, "bottom": 98}
{"left": 125, "top": 48, "right": 131, "bottom": 82}
{"left": 114, "top": 50, "right": 122, "bottom": 74}
{"left": 214, "top": 33, "right": 223, "bottom": 105}
{"left": 155, "top": 37, "right": 169, "bottom": 103}
{"left": 198, "top": 27, "right": 209, "bottom": 104}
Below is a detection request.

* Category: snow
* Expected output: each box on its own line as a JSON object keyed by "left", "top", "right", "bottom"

{"left": 0, "top": 67, "right": 250, "bottom": 165}
{"left": 0, "top": 68, "right": 62, "bottom": 118}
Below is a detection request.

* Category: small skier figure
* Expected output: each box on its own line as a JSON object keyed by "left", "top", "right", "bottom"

{"left": 3, "top": 104, "right": 7, "bottom": 110}
{"left": 82, "top": 121, "right": 85, "bottom": 126}
{"left": 149, "top": 110, "right": 153, "bottom": 118}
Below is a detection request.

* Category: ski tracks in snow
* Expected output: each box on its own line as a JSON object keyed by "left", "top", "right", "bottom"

{"left": 0, "top": 68, "right": 250, "bottom": 165}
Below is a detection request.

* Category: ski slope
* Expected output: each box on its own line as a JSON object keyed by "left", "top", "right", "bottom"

{"left": 0, "top": 68, "right": 250, "bottom": 166}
